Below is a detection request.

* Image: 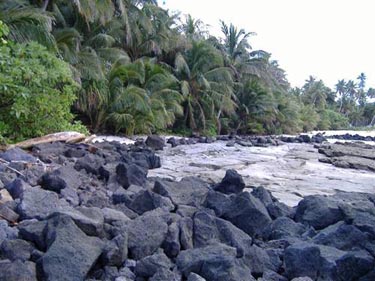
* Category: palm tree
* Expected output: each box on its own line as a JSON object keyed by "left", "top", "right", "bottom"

{"left": 174, "top": 41, "right": 236, "bottom": 133}
{"left": 179, "top": 14, "right": 208, "bottom": 41}
{"left": 107, "top": 58, "right": 184, "bottom": 134}
{"left": 357, "top": 72, "right": 366, "bottom": 90}
{"left": 301, "top": 77, "right": 328, "bottom": 110}
{"left": 0, "top": 0, "right": 56, "bottom": 50}
{"left": 220, "top": 20, "right": 255, "bottom": 64}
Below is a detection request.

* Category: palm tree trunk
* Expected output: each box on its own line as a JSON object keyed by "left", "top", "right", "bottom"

{"left": 370, "top": 115, "right": 375, "bottom": 127}
{"left": 42, "top": 0, "right": 50, "bottom": 11}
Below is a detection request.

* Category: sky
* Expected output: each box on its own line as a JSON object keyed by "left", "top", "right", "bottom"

{"left": 162, "top": 0, "right": 375, "bottom": 90}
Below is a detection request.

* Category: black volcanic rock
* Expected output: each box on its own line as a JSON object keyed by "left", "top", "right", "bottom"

{"left": 213, "top": 169, "right": 245, "bottom": 194}
{"left": 145, "top": 135, "right": 165, "bottom": 150}
{"left": 0, "top": 140, "right": 374, "bottom": 281}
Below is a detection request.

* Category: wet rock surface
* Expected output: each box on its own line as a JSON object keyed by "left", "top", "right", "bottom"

{"left": 0, "top": 136, "right": 374, "bottom": 280}
{"left": 318, "top": 142, "right": 375, "bottom": 171}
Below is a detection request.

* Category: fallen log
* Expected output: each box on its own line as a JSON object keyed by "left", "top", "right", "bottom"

{"left": 10, "top": 131, "right": 87, "bottom": 149}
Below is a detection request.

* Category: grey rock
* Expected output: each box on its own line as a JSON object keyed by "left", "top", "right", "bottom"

{"left": 130, "top": 149, "right": 161, "bottom": 169}
{"left": 176, "top": 243, "right": 252, "bottom": 281}
{"left": 41, "top": 165, "right": 81, "bottom": 192}
{"left": 163, "top": 222, "right": 181, "bottom": 258}
{"left": 128, "top": 189, "right": 174, "bottom": 215}
{"left": 251, "top": 186, "right": 274, "bottom": 206}
{"left": 318, "top": 142, "right": 375, "bottom": 171}
{"left": 0, "top": 220, "right": 18, "bottom": 245}
{"left": 294, "top": 195, "right": 344, "bottom": 230}
{"left": 284, "top": 242, "right": 347, "bottom": 280}
{"left": 101, "top": 207, "right": 130, "bottom": 224}
{"left": 221, "top": 192, "right": 272, "bottom": 238}
{"left": 118, "top": 266, "right": 136, "bottom": 280}
{"left": 187, "top": 272, "right": 207, "bottom": 281}
{"left": 56, "top": 206, "right": 105, "bottom": 237}
{"left": 179, "top": 217, "right": 194, "bottom": 250}
{"left": 113, "top": 187, "right": 132, "bottom": 205}
{"left": 60, "top": 187, "right": 79, "bottom": 206}
{"left": 153, "top": 177, "right": 209, "bottom": 207}
{"left": 18, "top": 219, "right": 47, "bottom": 250}
{"left": 359, "top": 269, "right": 375, "bottom": 281}
{"left": 74, "top": 153, "right": 104, "bottom": 175}
{"left": 266, "top": 201, "right": 294, "bottom": 219}
{"left": 213, "top": 169, "right": 245, "bottom": 194}
{"left": 193, "top": 211, "right": 220, "bottom": 248}
{"left": 5, "top": 178, "right": 31, "bottom": 199}
{"left": 167, "top": 137, "right": 179, "bottom": 148}
{"left": 176, "top": 205, "right": 198, "bottom": 218}
{"left": 264, "top": 217, "right": 307, "bottom": 240}
{"left": 243, "top": 244, "right": 276, "bottom": 277}
{"left": 116, "top": 163, "right": 148, "bottom": 188}
{"left": 204, "top": 190, "right": 232, "bottom": 217}
{"left": 351, "top": 211, "right": 375, "bottom": 238}
{"left": 0, "top": 147, "right": 37, "bottom": 163}
{"left": 146, "top": 135, "right": 165, "bottom": 151}
{"left": 259, "top": 270, "right": 288, "bottom": 281}
{"left": 149, "top": 268, "right": 181, "bottom": 281}
{"left": 284, "top": 242, "right": 321, "bottom": 280}
{"left": 0, "top": 260, "right": 37, "bottom": 281}
{"left": 127, "top": 209, "right": 169, "bottom": 259}
{"left": 41, "top": 214, "right": 104, "bottom": 281}
{"left": 0, "top": 238, "right": 34, "bottom": 261}
{"left": 312, "top": 221, "right": 368, "bottom": 250}
{"left": 135, "top": 252, "right": 173, "bottom": 277}
{"left": 18, "top": 186, "right": 69, "bottom": 220}
{"left": 336, "top": 250, "right": 375, "bottom": 280}
{"left": 102, "top": 233, "right": 128, "bottom": 266}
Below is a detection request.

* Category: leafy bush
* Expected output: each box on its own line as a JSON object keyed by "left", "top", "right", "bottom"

{"left": 0, "top": 37, "right": 86, "bottom": 141}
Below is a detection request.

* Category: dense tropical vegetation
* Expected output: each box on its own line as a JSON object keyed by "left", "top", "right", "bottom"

{"left": 1, "top": 0, "right": 374, "bottom": 142}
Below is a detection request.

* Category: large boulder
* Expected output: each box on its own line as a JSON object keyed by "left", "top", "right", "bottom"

{"left": 128, "top": 189, "right": 174, "bottom": 215}
{"left": 153, "top": 177, "right": 209, "bottom": 207}
{"left": 130, "top": 149, "right": 161, "bottom": 169}
{"left": 0, "top": 260, "right": 37, "bottom": 281}
{"left": 40, "top": 214, "right": 104, "bottom": 281}
{"left": 220, "top": 192, "right": 272, "bottom": 238}
{"left": 74, "top": 153, "right": 105, "bottom": 175}
{"left": 127, "top": 209, "right": 169, "bottom": 259}
{"left": 263, "top": 217, "right": 307, "bottom": 240}
{"left": 336, "top": 250, "right": 375, "bottom": 280}
{"left": 55, "top": 206, "right": 105, "bottom": 237}
{"left": 5, "top": 178, "right": 31, "bottom": 199}
{"left": 145, "top": 135, "right": 165, "bottom": 151}
{"left": 284, "top": 242, "right": 349, "bottom": 281}
{"left": 213, "top": 169, "right": 245, "bottom": 194}
{"left": 18, "top": 219, "right": 48, "bottom": 250}
{"left": 135, "top": 251, "right": 173, "bottom": 278}
{"left": 0, "top": 238, "right": 34, "bottom": 261}
{"left": 17, "top": 186, "right": 69, "bottom": 220}
{"left": 294, "top": 195, "right": 345, "bottom": 230}
{"left": 101, "top": 233, "right": 128, "bottom": 267}
{"left": 312, "top": 221, "right": 368, "bottom": 250}
{"left": 116, "top": 163, "right": 147, "bottom": 188}
{"left": 162, "top": 222, "right": 181, "bottom": 258}
{"left": 176, "top": 243, "right": 253, "bottom": 281}
{"left": 41, "top": 165, "right": 81, "bottom": 192}
{"left": 0, "top": 220, "right": 18, "bottom": 245}
{"left": 0, "top": 147, "right": 37, "bottom": 163}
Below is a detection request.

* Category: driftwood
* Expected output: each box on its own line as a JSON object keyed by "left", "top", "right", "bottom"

{"left": 9, "top": 131, "right": 87, "bottom": 149}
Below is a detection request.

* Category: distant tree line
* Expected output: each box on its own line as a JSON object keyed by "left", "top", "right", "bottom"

{"left": 1, "top": 0, "right": 374, "bottom": 141}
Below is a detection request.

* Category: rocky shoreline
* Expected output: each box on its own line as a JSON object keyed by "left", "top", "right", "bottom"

{"left": 0, "top": 136, "right": 374, "bottom": 280}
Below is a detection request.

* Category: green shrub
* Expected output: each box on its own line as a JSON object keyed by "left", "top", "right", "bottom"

{"left": 0, "top": 39, "right": 85, "bottom": 141}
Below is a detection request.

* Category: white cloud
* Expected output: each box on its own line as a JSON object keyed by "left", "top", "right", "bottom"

{"left": 162, "top": 0, "right": 375, "bottom": 89}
